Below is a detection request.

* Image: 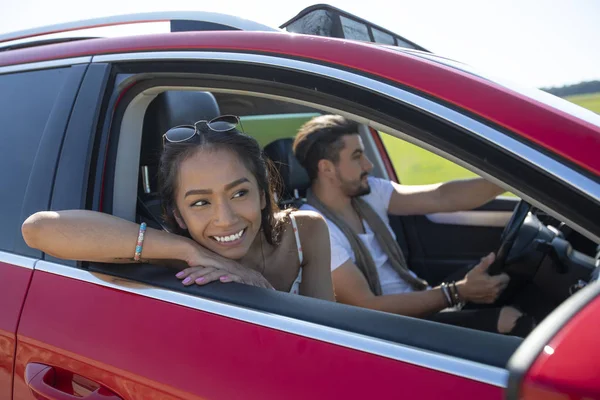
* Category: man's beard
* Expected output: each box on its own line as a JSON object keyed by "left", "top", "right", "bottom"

{"left": 338, "top": 171, "right": 371, "bottom": 197}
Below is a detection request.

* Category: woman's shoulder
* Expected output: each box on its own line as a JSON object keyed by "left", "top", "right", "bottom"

{"left": 276, "top": 209, "right": 329, "bottom": 242}
{"left": 276, "top": 208, "right": 325, "bottom": 226}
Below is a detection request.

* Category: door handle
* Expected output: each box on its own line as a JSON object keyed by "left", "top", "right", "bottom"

{"left": 25, "top": 363, "right": 122, "bottom": 400}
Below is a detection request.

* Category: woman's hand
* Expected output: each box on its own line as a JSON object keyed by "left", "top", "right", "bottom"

{"left": 176, "top": 266, "right": 274, "bottom": 289}
{"left": 179, "top": 243, "right": 274, "bottom": 289}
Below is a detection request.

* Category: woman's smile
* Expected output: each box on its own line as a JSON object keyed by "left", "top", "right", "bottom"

{"left": 210, "top": 227, "right": 247, "bottom": 246}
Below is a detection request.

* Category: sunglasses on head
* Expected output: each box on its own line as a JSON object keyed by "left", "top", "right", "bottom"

{"left": 162, "top": 115, "right": 243, "bottom": 145}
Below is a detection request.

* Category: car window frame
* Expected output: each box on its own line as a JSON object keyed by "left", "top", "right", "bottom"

{"left": 87, "top": 67, "right": 525, "bottom": 369}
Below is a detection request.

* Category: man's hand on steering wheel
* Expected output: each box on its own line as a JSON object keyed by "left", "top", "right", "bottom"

{"left": 487, "top": 200, "right": 533, "bottom": 276}
{"left": 457, "top": 253, "right": 510, "bottom": 304}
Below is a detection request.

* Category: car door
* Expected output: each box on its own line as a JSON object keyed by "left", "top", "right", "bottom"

{"left": 10, "top": 52, "right": 513, "bottom": 400}
{"left": 374, "top": 130, "right": 518, "bottom": 285}
{"left": 0, "top": 62, "right": 85, "bottom": 400}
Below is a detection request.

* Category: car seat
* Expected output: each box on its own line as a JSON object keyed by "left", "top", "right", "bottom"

{"left": 263, "top": 138, "right": 311, "bottom": 209}
{"left": 138, "top": 90, "right": 221, "bottom": 230}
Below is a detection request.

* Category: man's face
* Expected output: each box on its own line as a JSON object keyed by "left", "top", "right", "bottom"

{"left": 333, "top": 134, "right": 374, "bottom": 197}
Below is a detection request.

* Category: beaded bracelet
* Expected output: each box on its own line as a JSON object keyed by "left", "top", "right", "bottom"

{"left": 449, "top": 282, "right": 465, "bottom": 309}
{"left": 133, "top": 222, "right": 147, "bottom": 262}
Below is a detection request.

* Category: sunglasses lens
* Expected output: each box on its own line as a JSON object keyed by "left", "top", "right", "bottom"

{"left": 164, "top": 126, "right": 196, "bottom": 143}
{"left": 207, "top": 115, "right": 239, "bottom": 132}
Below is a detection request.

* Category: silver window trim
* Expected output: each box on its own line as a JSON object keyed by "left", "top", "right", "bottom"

{"left": 0, "top": 251, "right": 37, "bottom": 269}
{"left": 0, "top": 57, "right": 91, "bottom": 75}
{"left": 35, "top": 260, "right": 509, "bottom": 387}
{"left": 93, "top": 50, "right": 599, "bottom": 242}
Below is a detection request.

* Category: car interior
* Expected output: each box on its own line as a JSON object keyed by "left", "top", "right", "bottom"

{"left": 87, "top": 85, "right": 600, "bottom": 368}
{"left": 132, "top": 90, "right": 390, "bottom": 230}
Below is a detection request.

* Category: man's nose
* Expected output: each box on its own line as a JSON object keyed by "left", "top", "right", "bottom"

{"left": 362, "top": 156, "right": 374, "bottom": 172}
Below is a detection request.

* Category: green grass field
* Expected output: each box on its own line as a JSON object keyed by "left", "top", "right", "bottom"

{"left": 565, "top": 92, "right": 600, "bottom": 114}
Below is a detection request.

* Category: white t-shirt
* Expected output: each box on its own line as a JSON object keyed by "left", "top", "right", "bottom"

{"left": 301, "top": 176, "right": 422, "bottom": 295}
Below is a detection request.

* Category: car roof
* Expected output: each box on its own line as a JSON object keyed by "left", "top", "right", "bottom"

{"left": 1, "top": 29, "right": 598, "bottom": 177}
{"left": 0, "top": 11, "right": 280, "bottom": 51}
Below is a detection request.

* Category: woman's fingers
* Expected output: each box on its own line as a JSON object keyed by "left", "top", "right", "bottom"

{"left": 218, "top": 273, "right": 273, "bottom": 289}
{"left": 179, "top": 267, "right": 220, "bottom": 286}
{"left": 176, "top": 266, "right": 274, "bottom": 289}
{"left": 220, "top": 275, "right": 243, "bottom": 284}
{"left": 193, "top": 269, "right": 235, "bottom": 285}
{"left": 176, "top": 266, "right": 206, "bottom": 280}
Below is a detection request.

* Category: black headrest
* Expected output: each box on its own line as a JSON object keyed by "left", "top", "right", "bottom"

{"left": 139, "top": 91, "right": 221, "bottom": 195}
{"left": 141, "top": 91, "right": 221, "bottom": 166}
{"left": 263, "top": 138, "right": 311, "bottom": 199}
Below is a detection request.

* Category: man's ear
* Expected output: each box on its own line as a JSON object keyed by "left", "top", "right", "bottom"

{"left": 173, "top": 208, "right": 188, "bottom": 230}
{"left": 317, "top": 159, "right": 336, "bottom": 178}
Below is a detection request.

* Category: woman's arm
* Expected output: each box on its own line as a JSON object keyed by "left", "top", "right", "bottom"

{"left": 22, "top": 210, "right": 274, "bottom": 288}
{"left": 294, "top": 211, "right": 335, "bottom": 302}
{"left": 22, "top": 210, "right": 194, "bottom": 265}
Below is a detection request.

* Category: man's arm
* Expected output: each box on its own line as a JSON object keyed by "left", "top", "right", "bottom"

{"left": 387, "top": 178, "right": 506, "bottom": 216}
{"left": 332, "top": 254, "right": 508, "bottom": 317}
{"left": 332, "top": 260, "right": 448, "bottom": 317}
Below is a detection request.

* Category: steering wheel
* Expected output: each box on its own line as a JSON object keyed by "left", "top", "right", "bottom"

{"left": 487, "top": 199, "right": 532, "bottom": 275}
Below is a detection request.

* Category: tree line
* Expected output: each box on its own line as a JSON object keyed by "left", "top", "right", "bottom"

{"left": 541, "top": 80, "right": 600, "bottom": 97}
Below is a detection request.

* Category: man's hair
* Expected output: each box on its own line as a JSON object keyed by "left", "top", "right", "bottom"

{"left": 292, "top": 115, "right": 359, "bottom": 181}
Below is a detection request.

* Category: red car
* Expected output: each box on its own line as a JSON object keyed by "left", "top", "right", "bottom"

{"left": 0, "top": 12, "right": 599, "bottom": 400}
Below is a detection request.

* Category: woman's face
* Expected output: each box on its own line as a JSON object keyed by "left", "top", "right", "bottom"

{"left": 174, "top": 148, "right": 265, "bottom": 260}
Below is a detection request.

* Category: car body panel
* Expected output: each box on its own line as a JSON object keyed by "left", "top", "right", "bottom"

{"left": 520, "top": 294, "right": 600, "bottom": 399}
{"left": 0, "top": 257, "right": 33, "bottom": 400}
{"left": 14, "top": 269, "right": 502, "bottom": 400}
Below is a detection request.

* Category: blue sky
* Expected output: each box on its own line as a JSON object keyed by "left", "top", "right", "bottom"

{"left": 2, "top": 0, "right": 598, "bottom": 88}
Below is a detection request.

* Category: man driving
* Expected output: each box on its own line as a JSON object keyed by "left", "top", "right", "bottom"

{"left": 293, "top": 114, "right": 535, "bottom": 336}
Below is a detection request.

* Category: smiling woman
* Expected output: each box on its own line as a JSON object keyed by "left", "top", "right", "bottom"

{"left": 21, "top": 115, "right": 335, "bottom": 301}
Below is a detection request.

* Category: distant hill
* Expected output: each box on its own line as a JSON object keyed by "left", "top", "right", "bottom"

{"left": 541, "top": 80, "right": 600, "bottom": 97}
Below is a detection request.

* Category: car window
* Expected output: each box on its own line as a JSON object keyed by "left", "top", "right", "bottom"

{"left": 379, "top": 131, "right": 516, "bottom": 197}
{"left": 283, "top": 9, "right": 336, "bottom": 37}
{"left": 0, "top": 68, "right": 71, "bottom": 254}
{"left": 395, "top": 37, "right": 416, "bottom": 49}
{"left": 240, "top": 113, "right": 319, "bottom": 147}
{"left": 379, "top": 131, "right": 479, "bottom": 184}
{"left": 372, "top": 28, "right": 395, "bottom": 45}
{"left": 339, "top": 16, "right": 371, "bottom": 41}
{"left": 213, "top": 93, "right": 321, "bottom": 147}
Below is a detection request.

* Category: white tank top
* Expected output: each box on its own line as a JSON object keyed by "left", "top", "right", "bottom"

{"left": 288, "top": 213, "right": 303, "bottom": 295}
